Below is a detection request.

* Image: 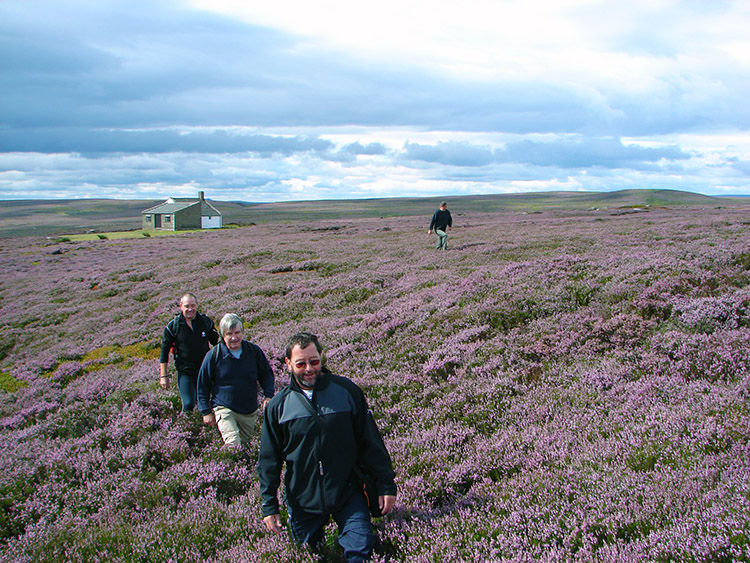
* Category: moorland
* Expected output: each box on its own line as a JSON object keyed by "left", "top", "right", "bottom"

{"left": 1, "top": 190, "right": 750, "bottom": 561}
{"left": 0, "top": 188, "right": 740, "bottom": 238}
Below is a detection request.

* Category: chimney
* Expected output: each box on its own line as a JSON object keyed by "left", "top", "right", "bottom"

{"left": 199, "top": 191, "right": 205, "bottom": 201}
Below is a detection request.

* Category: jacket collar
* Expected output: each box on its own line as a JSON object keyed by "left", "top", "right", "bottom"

{"left": 177, "top": 312, "right": 203, "bottom": 326}
{"left": 217, "top": 340, "right": 246, "bottom": 358}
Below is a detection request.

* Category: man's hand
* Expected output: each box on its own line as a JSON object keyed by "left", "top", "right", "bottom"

{"left": 263, "top": 514, "right": 285, "bottom": 533}
{"left": 427, "top": 229, "right": 433, "bottom": 235}
{"left": 379, "top": 495, "right": 396, "bottom": 515}
{"left": 202, "top": 412, "right": 217, "bottom": 426}
{"left": 159, "top": 362, "right": 170, "bottom": 389}
{"left": 259, "top": 397, "right": 271, "bottom": 411}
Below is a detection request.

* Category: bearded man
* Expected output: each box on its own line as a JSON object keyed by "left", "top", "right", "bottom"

{"left": 258, "top": 332, "right": 396, "bottom": 563}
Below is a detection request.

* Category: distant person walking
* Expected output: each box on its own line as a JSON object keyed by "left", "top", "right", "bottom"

{"left": 428, "top": 201, "right": 453, "bottom": 250}
{"left": 160, "top": 292, "right": 220, "bottom": 412}
{"left": 197, "top": 313, "right": 275, "bottom": 446}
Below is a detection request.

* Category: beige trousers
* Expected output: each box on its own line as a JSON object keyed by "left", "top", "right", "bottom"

{"left": 214, "top": 406, "right": 258, "bottom": 445}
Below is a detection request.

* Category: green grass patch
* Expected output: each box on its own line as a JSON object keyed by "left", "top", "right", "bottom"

{"left": 0, "top": 370, "right": 28, "bottom": 392}
{"left": 82, "top": 342, "right": 161, "bottom": 368}
{"left": 200, "top": 274, "right": 228, "bottom": 289}
{"left": 61, "top": 229, "right": 204, "bottom": 241}
{"left": 124, "top": 272, "right": 155, "bottom": 282}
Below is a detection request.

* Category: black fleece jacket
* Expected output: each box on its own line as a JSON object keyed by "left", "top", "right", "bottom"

{"left": 258, "top": 369, "right": 396, "bottom": 516}
{"left": 160, "top": 313, "right": 219, "bottom": 377}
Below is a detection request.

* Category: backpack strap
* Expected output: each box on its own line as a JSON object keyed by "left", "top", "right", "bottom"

{"left": 200, "top": 342, "right": 221, "bottom": 384}
{"left": 197, "top": 313, "right": 210, "bottom": 334}
{"left": 166, "top": 314, "right": 181, "bottom": 358}
{"left": 166, "top": 314, "right": 181, "bottom": 336}
{"left": 242, "top": 341, "right": 264, "bottom": 371}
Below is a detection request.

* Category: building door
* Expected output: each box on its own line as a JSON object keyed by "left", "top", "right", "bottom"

{"left": 154, "top": 214, "right": 162, "bottom": 228}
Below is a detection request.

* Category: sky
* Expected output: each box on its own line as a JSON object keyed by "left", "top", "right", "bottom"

{"left": 1, "top": 0, "right": 749, "bottom": 203}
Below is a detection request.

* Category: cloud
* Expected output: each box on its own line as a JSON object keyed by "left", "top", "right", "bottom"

{"left": 0, "top": 0, "right": 749, "bottom": 201}
{"left": 403, "top": 141, "right": 495, "bottom": 167}
{"left": 498, "top": 137, "right": 690, "bottom": 169}
{"left": 3, "top": 0, "right": 743, "bottom": 137}
{"left": 401, "top": 137, "right": 690, "bottom": 170}
{"left": 0, "top": 128, "right": 334, "bottom": 155}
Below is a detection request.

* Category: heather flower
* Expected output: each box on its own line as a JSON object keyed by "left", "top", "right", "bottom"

{"left": 2, "top": 208, "right": 750, "bottom": 561}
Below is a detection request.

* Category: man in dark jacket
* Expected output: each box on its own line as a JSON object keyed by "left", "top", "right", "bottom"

{"left": 258, "top": 332, "right": 396, "bottom": 563}
{"left": 159, "top": 292, "right": 219, "bottom": 411}
{"left": 197, "top": 313, "right": 275, "bottom": 446}
{"left": 428, "top": 201, "right": 453, "bottom": 250}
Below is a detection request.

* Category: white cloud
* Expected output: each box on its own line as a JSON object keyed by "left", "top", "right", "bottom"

{"left": 0, "top": 0, "right": 749, "bottom": 201}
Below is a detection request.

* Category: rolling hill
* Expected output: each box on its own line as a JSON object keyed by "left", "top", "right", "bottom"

{"left": 0, "top": 189, "right": 745, "bottom": 238}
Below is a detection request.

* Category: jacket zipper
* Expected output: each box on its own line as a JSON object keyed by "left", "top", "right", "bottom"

{"left": 317, "top": 459, "right": 327, "bottom": 512}
{"left": 296, "top": 388, "right": 329, "bottom": 513}
{"left": 316, "top": 405, "right": 327, "bottom": 512}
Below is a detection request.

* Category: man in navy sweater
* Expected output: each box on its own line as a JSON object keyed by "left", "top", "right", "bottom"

{"left": 197, "top": 313, "right": 275, "bottom": 446}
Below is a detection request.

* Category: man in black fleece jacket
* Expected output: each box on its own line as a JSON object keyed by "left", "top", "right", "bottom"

{"left": 258, "top": 332, "right": 396, "bottom": 562}
{"left": 159, "top": 292, "right": 219, "bottom": 411}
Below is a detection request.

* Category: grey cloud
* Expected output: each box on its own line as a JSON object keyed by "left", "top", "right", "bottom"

{"left": 498, "top": 137, "right": 690, "bottom": 169}
{"left": 1, "top": 0, "right": 749, "bottom": 201}
{"left": 731, "top": 159, "right": 750, "bottom": 176}
{"left": 324, "top": 142, "right": 390, "bottom": 163}
{"left": 1, "top": 0, "right": 307, "bottom": 128}
{"left": 0, "top": 150, "right": 295, "bottom": 200}
{"left": 401, "top": 137, "right": 689, "bottom": 170}
{"left": 3, "top": 0, "right": 743, "bottom": 143}
{"left": 341, "top": 142, "right": 388, "bottom": 156}
{"left": 0, "top": 128, "right": 333, "bottom": 155}
{"left": 403, "top": 141, "right": 495, "bottom": 167}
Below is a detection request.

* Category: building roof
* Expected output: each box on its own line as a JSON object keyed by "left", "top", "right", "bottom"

{"left": 142, "top": 198, "right": 222, "bottom": 216}
{"left": 199, "top": 200, "right": 222, "bottom": 216}
{"left": 142, "top": 201, "right": 194, "bottom": 214}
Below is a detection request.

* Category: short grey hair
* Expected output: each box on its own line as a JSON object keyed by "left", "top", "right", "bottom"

{"left": 219, "top": 313, "right": 244, "bottom": 337}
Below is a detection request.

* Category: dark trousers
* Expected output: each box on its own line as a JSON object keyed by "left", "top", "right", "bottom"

{"left": 177, "top": 372, "right": 198, "bottom": 411}
{"left": 288, "top": 491, "right": 375, "bottom": 562}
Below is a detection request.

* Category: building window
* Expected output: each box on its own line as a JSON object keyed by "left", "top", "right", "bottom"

{"left": 165, "top": 215, "right": 171, "bottom": 223}
{"left": 145, "top": 215, "right": 152, "bottom": 222}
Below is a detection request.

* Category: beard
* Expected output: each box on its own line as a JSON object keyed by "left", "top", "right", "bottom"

{"left": 291, "top": 367, "right": 321, "bottom": 390}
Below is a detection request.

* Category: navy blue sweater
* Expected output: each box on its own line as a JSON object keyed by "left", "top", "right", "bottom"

{"left": 429, "top": 208, "right": 452, "bottom": 231}
{"left": 197, "top": 340, "right": 275, "bottom": 415}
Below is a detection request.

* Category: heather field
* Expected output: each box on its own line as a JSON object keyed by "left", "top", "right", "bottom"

{"left": 2, "top": 206, "right": 750, "bottom": 562}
